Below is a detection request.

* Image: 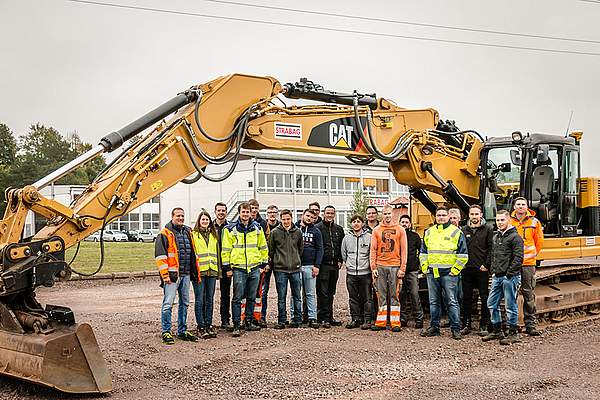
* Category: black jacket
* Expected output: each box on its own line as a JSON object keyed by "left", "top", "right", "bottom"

{"left": 316, "top": 220, "right": 345, "bottom": 265}
{"left": 215, "top": 220, "right": 228, "bottom": 275}
{"left": 405, "top": 229, "right": 421, "bottom": 272}
{"left": 490, "top": 226, "right": 524, "bottom": 278}
{"left": 461, "top": 222, "right": 493, "bottom": 269}
{"left": 268, "top": 224, "right": 303, "bottom": 272}
{"left": 253, "top": 213, "right": 268, "bottom": 232}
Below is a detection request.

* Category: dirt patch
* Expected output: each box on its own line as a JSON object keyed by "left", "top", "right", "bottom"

{"left": 1, "top": 274, "right": 599, "bottom": 399}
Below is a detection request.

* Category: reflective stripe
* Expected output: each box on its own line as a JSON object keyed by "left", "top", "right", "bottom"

{"left": 524, "top": 245, "right": 536, "bottom": 250}
{"left": 167, "top": 252, "right": 177, "bottom": 258}
{"left": 233, "top": 243, "right": 258, "bottom": 249}
{"left": 196, "top": 252, "right": 209, "bottom": 257}
{"left": 155, "top": 255, "right": 167, "bottom": 260}
{"left": 450, "top": 228, "right": 461, "bottom": 238}
{"left": 258, "top": 245, "right": 268, "bottom": 251}
{"left": 428, "top": 249, "right": 455, "bottom": 254}
{"left": 221, "top": 247, "right": 232, "bottom": 251}
{"left": 524, "top": 253, "right": 537, "bottom": 259}
{"left": 456, "top": 259, "right": 466, "bottom": 267}
{"left": 428, "top": 263, "right": 454, "bottom": 268}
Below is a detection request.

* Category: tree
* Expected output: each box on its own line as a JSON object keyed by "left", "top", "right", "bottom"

{"left": 0, "top": 123, "right": 17, "bottom": 167}
{"left": 348, "top": 189, "right": 370, "bottom": 225}
{"left": 0, "top": 123, "right": 106, "bottom": 215}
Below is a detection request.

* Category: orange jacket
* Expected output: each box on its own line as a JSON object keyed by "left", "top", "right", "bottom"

{"left": 510, "top": 209, "right": 544, "bottom": 266}
{"left": 369, "top": 223, "right": 408, "bottom": 273}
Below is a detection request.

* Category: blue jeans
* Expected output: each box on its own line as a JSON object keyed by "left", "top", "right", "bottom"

{"left": 192, "top": 276, "right": 217, "bottom": 328}
{"left": 274, "top": 270, "right": 302, "bottom": 325}
{"left": 427, "top": 271, "right": 461, "bottom": 331}
{"left": 232, "top": 268, "right": 260, "bottom": 326}
{"left": 161, "top": 274, "right": 190, "bottom": 335}
{"left": 488, "top": 274, "right": 521, "bottom": 327}
{"left": 260, "top": 268, "right": 273, "bottom": 321}
{"left": 300, "top": 265, "right": 318, "bottom": 320}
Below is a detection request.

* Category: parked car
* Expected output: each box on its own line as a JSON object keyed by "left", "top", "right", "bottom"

{"left": 123, "top": 230, "right": 140, "bottom": 242}
{"left": 104, "top": 230, "right": 128, "bottom": 242}
{"left": 84, "top": 231, "right": 101, "bottom": 242}
{"left": 137, "top": 229, "right": 159, "bottom": 242}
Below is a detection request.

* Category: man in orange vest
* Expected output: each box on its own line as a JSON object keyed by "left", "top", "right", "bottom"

{"left": 155, "top": 207, "right": 199, "bottom": 345}
{"left": 511, "top": 197, "right": 544, "bottom": 336}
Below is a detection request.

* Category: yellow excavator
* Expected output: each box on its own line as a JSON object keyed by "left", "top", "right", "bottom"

{"left": 1, "top": 74, "right": 599, "bottom": 393}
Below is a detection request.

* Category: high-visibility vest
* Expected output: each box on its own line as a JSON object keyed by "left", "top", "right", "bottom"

{"left": 155, "top": 227, "right": 200, "bottom": 281}
{"left": 191, "top": 231, "right": 219, "bottom": 274}
{"left": 511, "top": 209, "right": 544, "bottom": 266}
{"left": 221, "top": 221, "right": 269, "bottom": 272}
{"left": 420, "top": 224, "right": 467, "bottom": 277}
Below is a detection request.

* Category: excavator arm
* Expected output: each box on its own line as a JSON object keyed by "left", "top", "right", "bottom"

{"left": 0, "top": 73, "right": 483, "bottom": 393}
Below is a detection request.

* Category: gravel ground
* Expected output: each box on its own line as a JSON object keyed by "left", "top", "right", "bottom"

{"left": 1, "top": 274, "right": 599, "bottom": 400}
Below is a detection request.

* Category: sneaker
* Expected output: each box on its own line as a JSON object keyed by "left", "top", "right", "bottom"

{"left": 420, "top": 327, "right": 441, "bottom": 337}
{"left": 361, "top": 321, "right": 372, "bottom": 330}
{"left": 330, "top": 319, "right": 343, "bottom": 327}
{"left": 500, "top": 329, "right": 522, "bottom": 345}
{"left": 321, "top": 322, "right": 331, "bottom": 329}
{"left": 274, "top": 323, "right": 285, "bottom": 329}
{"left": 232, "top": 326, "right": 241, "bottom": 337}
{"left": 370, "top": 325, "right": 385, "bottom": 331}
{"left": 162, "top": 332, "right": 175, "bottom": 345}
{"left": 309, "top": 319, "right": 320, "bottom": 329}
{"left": 451, "top": 330, "right": 463, "bottom": 340}
{"left": 345, "top": 320, "right": 361, "bottom": 329}
{"left": 415, "top": 320, "right": 424, "bottom": 329}
{"left": 200, "top": 329, "right": 211, "bottom": 340}
{"left": 177, "top": 331, "right": 199, "bottom": 342}
{"left": 258, "top": 319, "right": 268, "bottom": 328}
{"left": 400, "top": 320, "right": 408, "bottom": 328}
{"left": 526, "top": 326, "right": 541, "bottom": 336}
{"left": 208, "top": 326, "right": 218, "bottom": 338}
{"left": 245, "top": 323, "right": 261, "bottom": 332}
{"left": 391, "top": 326, "right": 402, "bottom": 333}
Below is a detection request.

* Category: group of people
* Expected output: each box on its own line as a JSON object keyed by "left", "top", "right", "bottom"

{"left": 156, "top": 196, "right": 544, "bottom": 347}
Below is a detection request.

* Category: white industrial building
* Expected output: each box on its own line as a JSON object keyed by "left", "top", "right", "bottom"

{"left": 24, "top": 150, "right": 409, "bottom": 235}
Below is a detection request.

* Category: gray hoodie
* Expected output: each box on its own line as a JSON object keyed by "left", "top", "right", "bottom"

{"left": 341, "top": 230, "right": 372, "bottom": 276}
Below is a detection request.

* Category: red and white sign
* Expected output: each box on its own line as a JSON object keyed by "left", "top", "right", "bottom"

{"left": 274, "top": 122, "right": 302, "bottom": 140}
{"left": 368, "top": 197, "right": 390, "bottom": 207}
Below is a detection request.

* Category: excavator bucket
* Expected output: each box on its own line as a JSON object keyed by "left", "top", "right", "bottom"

{"left": 0, "top": 323, "right": 112, "bottom": 393}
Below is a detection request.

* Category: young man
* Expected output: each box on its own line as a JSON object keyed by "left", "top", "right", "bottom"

{"left": 214, "top": 202, "right": 232, "bottom": 331}
{"left": 365, "top": 206, "right": 380, "bottom": 234}
{"left": 267, "top": 209, "right": 304, "bottom": 329}
{"left": 221, "top": 202, "right": 269, "bottom": 337}
{"left": 258, "top": 205, "right": 280, "bottom": 327}
{"left": 316, "top": 205, "right": 345, "bottom": 328}
{"left": 420, "top": 206, "right": 468, "bottom": 340}
{"left": 483, "top": 210, "right": 524, "bottom": 345}
{"left": 155, "top": 207, "right": 199, "bottom": 344}
{"left": 296, "top": 209, "right": 323, "bottom": 328}
{"left": 309, "top": 201, "right": 322, "bottom": 224}
{"left": 341, "top": 215, "right": 373, "bottom": 330}
{"left": 248, "top": 198, "right": 267, "bottom": 231}
{"left": 460, "top": 204, "right": 493, "bottom": 336}
{"left": 399, "top": 215, "right": 424, "bottom": 329}
{"left": 511, "top": 197, "right": 544, "bottom": 336}
{"left": 370, "top": 205, "right": 407, "bottom": 332}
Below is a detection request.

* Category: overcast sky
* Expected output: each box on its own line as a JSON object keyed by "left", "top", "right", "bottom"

{"left": 1, "top": 0, "right": 599, "bottom": 175}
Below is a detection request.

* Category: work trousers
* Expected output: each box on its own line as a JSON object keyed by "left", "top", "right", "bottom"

{"left": 317, "top": 263, "right": 339, "bottom": 323}
{"left": 346, "top": 273, "right": 373, "bottom": 323}
{"left": 400, "top": 270, "right": 424, "bottom": 323}
{"left": 219, "top": 273, "right": 232, "bottom": 326}
{"left": 375, "top": 266, "right": 401, "bottom": 328}
{"left": 520, "top": 265, "right": 537, "bottom": 328}
{"left": 461, "top": 267, "right": 490, "bottom": 329}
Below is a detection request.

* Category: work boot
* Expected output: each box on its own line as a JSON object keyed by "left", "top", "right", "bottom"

{"left": 451, "top": 330, "right": 463, "bottom": 340}
{"left": 177, "top": 331, "right": 199, "bottom": 342}
{"left": 258, "top": 319, "right": 268, "bottom": 328}
{"left": 482, "top": 324, "right": 504, "bottom": 342}
{"left": 478, "top": 326, "right": 489, "bottom": 337}
{"left": 162, "top": 332, "right": 175, "bottom": 345}
{"left": 330, "top": 319, "right": 343, "bottom": 327}
{"left": 245, "top": 322, "right": 261, "bottom": 332}
{"left": 232, "top": 325, "right": 241, "bottom": 337}
{"left": 415, "top": 320, "right": 424, "bottom": 329}
{"left": 345, "top": 320, "right": 361, "bottom": 329}
{"left": 321, "top": 321, "right": 331, "bottom": 329}
{"left": 500, "top": 327, "right": 522, "bottom": 345}
{"left": 526, "top": 326, "right": 541, "bottom": 336}
{"left": 391, "top": 326, "right": 402, "bottom": 333}
{"left": 289, "top": 322, "right": 300, "bottom": 328}
{"left": 309, "top": 319, "right": 320, "bottom": 329}
{"left": 274, "top": 323, "right": 285, "bottom": 329}
{"left": 420, "top": 326, "right": 441, "bottom": 337}
{"left": 361, "top": 321, "right": 372, "bottom": 330}
{"left": 460, "top": 323, "right": 472, "bottom": 336}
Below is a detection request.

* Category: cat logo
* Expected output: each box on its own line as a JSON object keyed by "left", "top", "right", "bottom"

{"left": 329, "top": 123, "right": 353, "bottom": 148}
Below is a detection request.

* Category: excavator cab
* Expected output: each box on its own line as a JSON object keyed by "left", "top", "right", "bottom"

{"left": 480, "top": 132, "right": 582, "bottom": 237}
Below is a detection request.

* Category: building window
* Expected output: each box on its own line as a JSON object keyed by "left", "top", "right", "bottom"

{"left": 296, "top": 174, "right": 327, "bottom": 194}
{"left": 330, "top": 176, "right": 360, "bottom": 195}
{"left": 258, "top": 172, "right": 293, "bottom": 193}
{"left": 334, "top": 210, "right": 351, "bottom": 230}
{"left": 142, "top": 213, "right": 160, "bottom": 230}
{"left": 109, "top": 212, "right": 141, "bottom": 231}
{"left": 363, "top": 178, "right": 389, "bottom": 195}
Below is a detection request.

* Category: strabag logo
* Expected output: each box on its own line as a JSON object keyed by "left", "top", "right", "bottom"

{"left": 274, "top": 122, "right": 302, "bottom": 140}
{"left": 307, "top": 117, "right": 366, "bottom": 151}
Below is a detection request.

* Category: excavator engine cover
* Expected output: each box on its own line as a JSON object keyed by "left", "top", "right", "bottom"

{"left": 0, "top": 322, "right": 112, "bottom": 393}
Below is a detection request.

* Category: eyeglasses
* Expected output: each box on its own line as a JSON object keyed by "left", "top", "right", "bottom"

{"left": 267, "top": 211, "right": 278, "bottom": 214}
